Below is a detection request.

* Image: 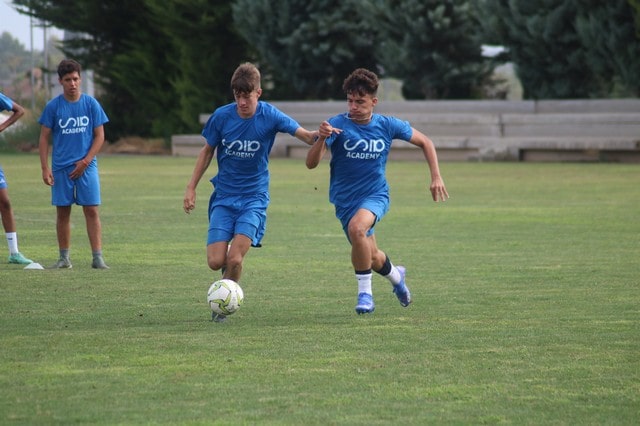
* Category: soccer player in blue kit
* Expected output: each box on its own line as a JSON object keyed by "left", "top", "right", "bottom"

{"left": 306, "top": 68, "right": 449, "bottom": 314}
{"left": 0, "top": 93, "right": 33, "bottom": 264}
{"left": 183, "top": 62, "right": 319, "bottom": 322}
{"left": 38, "top": 59, "right": 110, "bottom": 269}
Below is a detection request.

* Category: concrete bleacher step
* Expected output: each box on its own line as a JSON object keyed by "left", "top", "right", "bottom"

{"left": 173, "top": 100, "right": 640, "bottom": 162}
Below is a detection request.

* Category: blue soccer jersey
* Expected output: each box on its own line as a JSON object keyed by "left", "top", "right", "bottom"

{"left": 0, "top": 92, "right": 13, "bottom": 112}
{"left": 0, "top": 93, "right": 15, "bottom": 189}
{"left": 202, "top": 101, "right": 300, "bottom": 195}
{"left": 38, "top": 94, "right": 109, "bottom": 171}
{"left": 325, "top": 113, "right": 413, "bottom": 207}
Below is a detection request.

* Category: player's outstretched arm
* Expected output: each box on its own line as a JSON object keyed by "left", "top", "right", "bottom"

{"left": 408, "top": 127, "right": 449, "bottom": 202}
{"left": 294, "top": 127, "right": 319, "bottom": 145}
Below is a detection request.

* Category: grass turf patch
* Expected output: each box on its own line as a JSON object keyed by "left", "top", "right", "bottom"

{"left": 0, "top": 154, "right": 638, "bottom": 424}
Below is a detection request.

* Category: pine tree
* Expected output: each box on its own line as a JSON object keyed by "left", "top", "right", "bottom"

{"left": 575, "top": 0, "right": 640, "bottom": 97}
{"left": 11, "top": 0, "right": 252, "bottom": 138}
{"left": 371, "top": 0, "right": 494, "bottom": 99}
{"left": 485, "top": 0, "right": 594, "bottom": 99}
{"left": 232, "top": 0, "right": 380, "bottom": 99}
{"left": 484, "top": 0, "right": 640, "bottom": 98}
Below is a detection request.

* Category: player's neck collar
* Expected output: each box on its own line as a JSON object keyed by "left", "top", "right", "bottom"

{"left": 346, "top": 112, "right": 373, "bottom": 124}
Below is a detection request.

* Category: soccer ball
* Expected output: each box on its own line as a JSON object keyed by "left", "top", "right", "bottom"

{"left": 207, "top": 279, "right": 244, "bottom": 315}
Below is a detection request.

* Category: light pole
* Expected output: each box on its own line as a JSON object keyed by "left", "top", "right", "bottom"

{"left": 29, "top": 12, "right": 35, "bottom": 110}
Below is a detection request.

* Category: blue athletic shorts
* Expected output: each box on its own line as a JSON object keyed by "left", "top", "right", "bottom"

{"left": 0, "top": 165, "right": 7, "bottom": 190}
{"left": 335, "top": 194, "right": 389, "bottom": 241}
{"left": 207, "top": 191, "right": 269, "bottom": 247}
{"left": 52, "top": 163, "right": 101, "bottom": 206}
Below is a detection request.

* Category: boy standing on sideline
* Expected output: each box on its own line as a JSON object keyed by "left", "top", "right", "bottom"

{"left": 183, "top": 62, "right": 318, "bottom": 322}
{"left": 38, "top": 59, "right": 110, "bottom": 269}
{"left": 306, "top": 68, "right": 449, "bottom": 314}
{"left": 0, "top": 92, "right": 33, "bottom": 264}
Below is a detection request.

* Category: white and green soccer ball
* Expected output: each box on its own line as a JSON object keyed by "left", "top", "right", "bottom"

{"left": 207, "top": 279, "right": 244, "bottom": 316}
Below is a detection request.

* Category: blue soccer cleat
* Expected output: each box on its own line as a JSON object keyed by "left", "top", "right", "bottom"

{"left": 355, "top": 292, "right": 375, "bottom": 314}
{"left": 392, "top": 266, "right": 412, "bottom": 307}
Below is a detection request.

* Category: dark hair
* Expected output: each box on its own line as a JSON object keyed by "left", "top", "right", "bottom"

{"left": 342, "top": 68, "right": 379, "bottom": 97}
{"left": 57, "top": 59, "right": 82, "bottom": 79}
{"left": 231, "top": 62, "right": 261, "bottom": 94}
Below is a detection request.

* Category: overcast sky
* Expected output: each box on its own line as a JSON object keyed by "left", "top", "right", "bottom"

{"left": 1, "top": 1, "right": 62, "bottom": 50}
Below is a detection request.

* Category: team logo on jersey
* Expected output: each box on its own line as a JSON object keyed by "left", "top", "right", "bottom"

{"left": 222, "top": 139, "right": 261, "bottom": 158}
{"left": 343, "top": 138, "right": 385, "bottom": 160}
{"left": 59, "top": 116, "right": 90, "bottom": 135}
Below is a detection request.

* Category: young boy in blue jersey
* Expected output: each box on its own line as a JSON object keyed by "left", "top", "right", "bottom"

{"left": 183, "top": 62, "right": 318, "bottom": 322}
{"left": 38, "top": 59, "right": 110, "bottom": 269}
{"left": 306, "top": 68, "right": 449, "bottom": 314}
{"left": 0, "top": 93, "right": 33, "bottom": 265}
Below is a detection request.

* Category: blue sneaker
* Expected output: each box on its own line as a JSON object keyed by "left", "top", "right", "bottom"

{"left": 392, "top": 266, "right": 412, "bottom": 307}
{"left": 355, "top": 292, "right": 375, "bottom": 314}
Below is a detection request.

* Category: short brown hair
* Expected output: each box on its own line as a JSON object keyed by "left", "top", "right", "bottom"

{"left": 342, "top": 68, "right": 379, "bottom": 97}
{"left": 57, "top": 59, "right": 82, "bottom": 79}
{"left": 231, "top": 62, "right": 261, "bottom": 94}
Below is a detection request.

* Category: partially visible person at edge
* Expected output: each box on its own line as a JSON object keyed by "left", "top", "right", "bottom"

{"left": 306, "top": 68, "right": 449, "bottom": 314}
{"left": 38, "top": 59, "right": 110, "bottom": 269}
{"left": 0, "top": 92, "right": 33, "bottom": 265}
{"left": 183, "top": 62, "right": 319, "bottom": 322}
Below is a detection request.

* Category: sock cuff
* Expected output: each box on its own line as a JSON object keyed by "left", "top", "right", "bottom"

{"left": 376, "top": 255, "right": 392, "bottom": 276}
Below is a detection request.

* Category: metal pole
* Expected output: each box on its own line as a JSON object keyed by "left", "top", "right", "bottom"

{"left": 43, "top": 24, "right": 49, "bottom": 100}
{"left": 30, "top": 13, "right": 35, "bottom": 110}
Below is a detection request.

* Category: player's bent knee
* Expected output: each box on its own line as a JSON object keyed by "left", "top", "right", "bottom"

{"left": 207, "top": 257, "right": 225, "bottom": 271}
{"left": 225, "top": 253, "right": 244, "bottom": 271}
{"left": 347, "top": 223, "right": 368, "bottom": 241}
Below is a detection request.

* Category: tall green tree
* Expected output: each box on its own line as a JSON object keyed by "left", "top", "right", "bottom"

{"left": 483, "top": 0, "right": 640, "bottom": 98}
{"left": 0, "top": 32, "right": 31, "bottom": 83}
{"left": 371, "top": 0, "right": 494, "bottom": 99}
{"left": 147, "top": 0, "right": 253, "bottom": 130}
{"left": 484, "top": 0, "right": 595, "bottom": 99}
{"left": 12, "top": 0, "right": 173, "bottom": 139}
{"left": 232, "top": 0, "right": 380, "bottom": 99}
{"left": 630, "top": 0, "right": 640, "bottom": 37}
{"left": 575, "top": 0, "right": 640, "bottom": 97}
{"left": 11, "top": 0, "right": 251, "bottom": 139}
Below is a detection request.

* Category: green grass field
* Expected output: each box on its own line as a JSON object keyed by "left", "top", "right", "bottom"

{"left": 1, "top": 154, "right": 638, "bottom": 425}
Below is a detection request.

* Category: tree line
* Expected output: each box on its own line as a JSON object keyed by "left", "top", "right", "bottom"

{"left": 10, "top": 0, "right": 640, "bottom": 141}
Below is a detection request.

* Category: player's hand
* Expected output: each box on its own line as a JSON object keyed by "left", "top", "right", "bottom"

{"left": 183, "top": 189, "right": 196, "bottom": 214}
{"left": 42, "top": 168, "right": 54, "bottom": 186}
{"left": 318, "top": 121, "right": 342, "bottom": 138}
{"left": 430, "top": 177, "right": 449, "bottom": 202}
{"left": 69, "top": 159, "right": 88, "bottom": 180}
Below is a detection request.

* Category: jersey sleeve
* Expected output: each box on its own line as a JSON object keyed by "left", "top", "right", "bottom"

{"left": 270, "top": 105, "right": 301, "bottom": 136}
{"left": 389, "top": 116, "right": 413, "bottom": 141}
{"left": 38, "top": 99, "right": 57, "bottom": 128}
{"left": 201, "top": 112, "right": 221, "bottom": 148}
{"left": 90, "top": 97, "right": 109, "bottom": 127}
{"left": 0, "top": 93, "right": 12, "bottom": 111}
